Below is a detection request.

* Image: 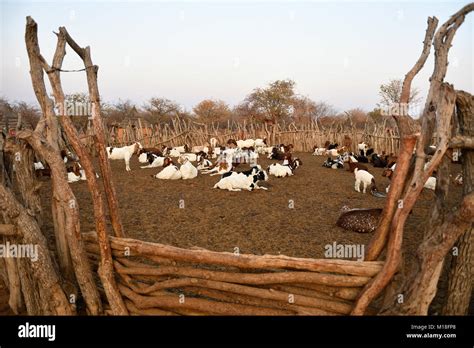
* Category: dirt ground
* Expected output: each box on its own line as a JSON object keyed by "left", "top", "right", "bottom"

{"left": 0, "top": 152, "right": 466, "bottom": 315}
{"left": 42, "top": 152, "right": 463, "bottom": 260}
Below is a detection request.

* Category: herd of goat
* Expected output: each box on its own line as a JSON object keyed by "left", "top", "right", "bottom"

{"left": 33, "top": 137, "right": 463, "bottom": 195}
{"left": 103, "top": 138, "right": 301, "bottom": 191}
{"left": 30, "top": 137, "right": 464, "bottom": 234}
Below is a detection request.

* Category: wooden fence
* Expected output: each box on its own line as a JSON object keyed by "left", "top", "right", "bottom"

{"left": 83, "top": 232, "right": 382, "bottom": 315}
{"left": 79, "top": 118, "right": 401, "bottom": 155}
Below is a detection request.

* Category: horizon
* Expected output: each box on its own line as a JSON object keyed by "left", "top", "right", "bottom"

{"left": 0, "top": 0, "right": 472, "bottom": 114}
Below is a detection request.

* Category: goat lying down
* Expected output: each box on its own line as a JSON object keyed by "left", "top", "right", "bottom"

{"left": 154, "top": 164, "right": 182, "bottom": 180}
{"left": 140, "top": 153, "right": 167, "bottom": 168}
{"left": 197, "top": 158, "right": 213, "bottom": 170}
{"left": 213, "top": 166, "right": 268, "bottom": 191}
{"left": 268, "top": 158, "right": 302, "bottom": 177}
{"left": 384, "top": 163, "right": 437, "bottom": 192}
{"left": 312, "top": 147, "right": 326, "bottom": 156}
{"left": 178, "top": 156, "right": 198, "bottom": 180}
{"left": 153, "top": 158, "right": 181, "bottom": 179}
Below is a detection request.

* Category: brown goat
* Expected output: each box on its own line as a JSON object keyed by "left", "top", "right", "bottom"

{"left": 347, "top": 161, "right": 368, "bottom": 173}
{"left": 139, "top": 147, "right": 163, "bottom": 157}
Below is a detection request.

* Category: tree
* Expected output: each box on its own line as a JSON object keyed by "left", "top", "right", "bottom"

{"left": 292, "top": 98, "right": 335, "bottom": 124}
{"left": 103, "top": 100, "right": 140, "bottom": 125}
{"left": 378, "top": 78, "right": 421, "bottom": 109}
{"left": 12, "top": 101, "right": 40, "bottom": 129}
{"left": 233, "top": 102, "right": 264, "bottom": 123}
{"left": 193, "top": 99, "right": 231, "bottom": 123}
{"left": 244, "top": 79, "right": 296, "bottom": 122}
{"left": 143, "top": 97, "right": 181, "bottom": 124}
{"left": 344, "top": 108, "right": 368, "bottom": 129}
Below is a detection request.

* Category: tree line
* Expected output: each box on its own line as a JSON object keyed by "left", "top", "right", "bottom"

{"left": 1, "top": 78, "right": 419, "bottom": 131}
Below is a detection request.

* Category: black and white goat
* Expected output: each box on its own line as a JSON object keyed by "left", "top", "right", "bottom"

{"left": 268, "top": 157, "right": 302, "bottom": 177}
{"left": 154, "top": 158, "right": 182, "bottom": 180}
{"left": 213, "top": 166, "right": 268, "bottom": 191}
{"left": 323, "top": 156, "right": 344, "bottom": 169}
{"left": 106, "top": 142, "right": 142, "bottom": 171}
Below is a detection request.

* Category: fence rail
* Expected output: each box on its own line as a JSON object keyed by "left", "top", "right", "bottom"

{"left": 83, "top": 232, "right": 382, "bottom": 315}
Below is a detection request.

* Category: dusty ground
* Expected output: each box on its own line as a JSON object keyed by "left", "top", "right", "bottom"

{"left": 44, "top": 152, "right": 463, "bottom": 260}
{"left": 0, "top": 152, "right": 466, "bottom": 314}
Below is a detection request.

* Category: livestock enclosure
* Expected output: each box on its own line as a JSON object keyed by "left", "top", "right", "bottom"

{"left": 0, "top": 2, "right": 473, "bottom": 343}
{"left": 97, "top": 118, "right": 401, "bottom": 156}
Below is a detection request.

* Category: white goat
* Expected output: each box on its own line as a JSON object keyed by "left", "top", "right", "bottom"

{"left": 424, "top": 176, "right": 436, "bottom": 190}
{"left": 201, "top": 149, "right": 234, "bottom": 176}
{"left": 180, "top": 153, "right": 204, "bottom": 162}
{"left": 178, "top": 157, "right": 198, "bottom": 179}
{"left": 237, "top": 139, "right": 255, "bottom": 149}
{"left": 358, "top": 142, "right": 369, "bottom": 156}
{"left": 268, "top": 163, "right": 292, "bottom": 177}
{"left": 106, "top": 142, "right": 142, "bottom": 171}
{"left": 138, "top": 152, "right": 149, "bottom": 163}
{"left": 34, "top": 162, "right": 45, "bottom": 170}
{"left": 168, "top": 148, "right": 182, "bottom": 157}
{"left": 197, "top": 159, "right": 213, "bottom": 170}
{"left": 354, "top": 168, "right": 375, "bottom": 194}
{"left": 154, "top": 161, "right": 182, "bottom": 180}
{"left": 172, "top": 145, "right": 189, "bottom": 153}
{"left": 213, "top": 167, "right": 268, "bottom": 191}
{"left": 254, "top": 138, "right": 267, "bottom": 148}
{"left": 210, "top": 137, "right": 218, "bottom": 148}
{"left": 268, "top": 158, "right": 302, "bottom": 178}
{"left": 191, "top": 145, "right": 209, "bottom": 154}
{"left": 312, "top": 147, "right": 326, "bottom": 156}
{"left": 385, "top": 164, "right": 436, "bottom": 192}
{"left": 327, "top": 148, "right": 339, "bottom": 157}
{"left": 141, "top": 154, "right": 167, "bottom": 168}
{"left": 261, "top": 146, "right": 274, "bottom": 155}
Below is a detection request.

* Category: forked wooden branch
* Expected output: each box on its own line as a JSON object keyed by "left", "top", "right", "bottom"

{"left": 352, "top": 135, "right": 417, "bottom": 314}
{"left": 43, "top": 25, "right": 127, "bottom": 315}
{"left": 59, "top": 26, "right": 125, "bottom": 239}
{"left": 353, "top": 83, "right": 457, "bottom": 315}
{"left": 366, "top": 16, "right": 438, "bottom": 261}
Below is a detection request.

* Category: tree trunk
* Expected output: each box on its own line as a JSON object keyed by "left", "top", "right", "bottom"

{"left": 0, "top": 184, "right": 74, "bottom": 315}
{"left": 25, "top": 16, "right": 75, "bottom": 284}
{"left": 442, "top": 90, "right": 474, "bottom": 315}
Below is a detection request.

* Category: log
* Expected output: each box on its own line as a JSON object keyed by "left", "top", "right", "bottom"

{"left": 119, "top": 284, "right": 290, "bottom": 316}
{"left": 124, "top": 300, "right": 177, "bottom": 316}
{"left": 122, "top": 275, "right": 353, "bottom": 314}
{"left": 114, "top": 263, "right": 371, "bottom": 288}
{"left": 292, "top": 283, "right": 362, "bottom": 301}
{"left": 366, "top": 135, "right": 418, "bottom": 260}
{"left": 82, "top": 232, "right": 383, "bottom": 277}
{"left": 0, "top": 224, "right": 16, "bottom": 236}
{"left": 0, "top": 184, "right": 73, "bottom": 315}
{"left": 186, "top": 287, "right": 336, "bottom": 315}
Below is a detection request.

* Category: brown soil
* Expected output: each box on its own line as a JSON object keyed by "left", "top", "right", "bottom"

{"left": 48, "top": 152, "right": 462, "bottom": 259}
{"left": 0, "top": 152, "right": 465, "bottom": 314}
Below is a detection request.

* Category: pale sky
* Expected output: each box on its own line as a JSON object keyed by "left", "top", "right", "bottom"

{"left": 0, "top": 0, "right": 472, "bottom": 114}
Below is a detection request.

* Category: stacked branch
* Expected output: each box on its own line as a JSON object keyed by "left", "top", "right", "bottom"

{"left": 83, "top": 232, "right": 381, "bottom": 315}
